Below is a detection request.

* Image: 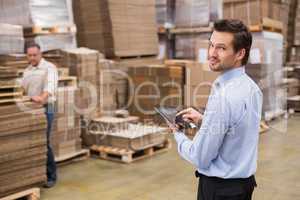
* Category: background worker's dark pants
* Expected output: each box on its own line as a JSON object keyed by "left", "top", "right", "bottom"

{"left": 45, "top": 103, "right": 57, "bottom": 182}
{"left": 196, "top": 171, "right": 256, "bottom": 200}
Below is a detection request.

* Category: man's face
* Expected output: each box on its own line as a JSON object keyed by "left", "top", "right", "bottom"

{"left": 208, "top": 31, "right": 242, "bottom": 72}
{"left": 27, "top": 47, "right": 42, "bottom": 66}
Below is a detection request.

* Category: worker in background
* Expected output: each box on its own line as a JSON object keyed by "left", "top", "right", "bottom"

{"left": 170, "top": 19, "right": 262, "bottom": 200}
{"left": 21, "top": 43, "right": 58, "bottom": 188}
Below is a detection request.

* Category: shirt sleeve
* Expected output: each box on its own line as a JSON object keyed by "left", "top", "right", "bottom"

{"left": 174, "top": 86, "right": 231, "bottom": 170}
{"left": 43, "top": 65, "right": 58, "bottom": 97}
{"left": 20, "top": 68, "right": 30, "bottom": 92}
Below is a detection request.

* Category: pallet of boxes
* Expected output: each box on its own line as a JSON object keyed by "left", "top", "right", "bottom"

{"left": 0, "top": 0, "right": 91, "bottom": 166}
{"left": 54, "top": 70, "right": 90, "bottom": 165}
{"left": 0, "top": 0, "right": 77, "bottom": 53}
{"left": 88, "top": 114, "right": 171, "bottom": 163}
{"left": 286, "top": 0, "right": 300, "bottom": 113}
{"left": 73, "top": 0, "right": 158, "bottom": 59}
{"left": 224, "top": 0, "right": 288, "bottom": 122}
{"left": 155, "top": 0, "right": 176, "bottom": 59}
{"left": 0, "top": 23, "right": 45, "bottom": 200}
{"left": 71, "top": 0, "right": 173, "bottom": 162}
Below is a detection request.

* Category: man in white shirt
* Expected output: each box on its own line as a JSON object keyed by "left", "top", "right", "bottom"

{"left": 22, "top": 43, "right": 58, "bottom": 188}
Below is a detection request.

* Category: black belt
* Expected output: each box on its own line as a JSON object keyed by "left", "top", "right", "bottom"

{"left": 195, "top": 171, "right": 257, "bottom": 186}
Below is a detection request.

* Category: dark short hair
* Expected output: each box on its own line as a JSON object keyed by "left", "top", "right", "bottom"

{"left": 213, "top": 19, "right": 252, "bottom": 65}
{"left": 25, "top": 42, "right": 41, "bottom": 52}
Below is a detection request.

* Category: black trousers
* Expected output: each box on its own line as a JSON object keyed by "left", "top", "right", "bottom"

{"left": 196, "top": 171, "right": 256, "bottom": 200}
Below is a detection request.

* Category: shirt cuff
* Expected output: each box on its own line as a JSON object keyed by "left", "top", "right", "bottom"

{"left": 174, "top": 131, "right": 188, "bottom": 143}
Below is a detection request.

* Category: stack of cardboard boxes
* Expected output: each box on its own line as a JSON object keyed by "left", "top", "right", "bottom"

{"left": 165, "top": 60, "right": 218, "bottom": 109}
{"left": 61, "top": 48, "right": 104, "bottom": 120}
{"left": 61, "top": 48, "right": 130, "bottom": 146}
{"left": 128, "top": 64, "right": 184, "bottom": 121}
{"left": 287, "top": 66, "right": 300, "bottom": 111}
{"left": 51, "top": 85, "right": 83, "bottom": 159}
{"left": 288, "top": 0, "right": 300, "bottom": 62}
{"left": 73, "top": 0, "right": 159, "bottom": 58}
{"left": 0, "top": 101, "right": 47, "bottom": 198}
{"left": 223, "top": 0, "right": 289, "bottom": 27}
{"left": 284, "top": 0, "right": 300, "bottom": 111}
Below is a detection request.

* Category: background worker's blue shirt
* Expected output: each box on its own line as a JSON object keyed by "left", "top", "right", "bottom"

{"left": 174, "top": 66, "right": 263, "bottom": 179}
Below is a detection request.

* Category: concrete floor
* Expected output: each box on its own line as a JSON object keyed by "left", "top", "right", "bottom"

{"left": 41, "top": 115, "right": 300, "bottom": 200}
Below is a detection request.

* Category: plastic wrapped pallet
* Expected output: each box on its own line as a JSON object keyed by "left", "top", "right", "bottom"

{"left": 25, "top": 34, "right": 77, "bottom": 52}
{"left": 175, "top": 0, "right": 209, "bottom": 27}
{"left": 0, "top": 0, "right": 74, "bottom": 27}
{"left": 246, "top": 31, "right": 286, "bottom": 119}
{"left": 284, "top": 78, "right": 299, "bottom": 97}
{"left": 73, "top": 0, "right": 159, "bottom": 58}
{"left": 293, "top": 0, "right": 300, "bottom": 45}
{"left": 174, "top": 32, "right": 211, "bottom": 60}
{"left": 155, "top": 0, "right": 174, "bottom": 27}
{"left": 0, "top": 24, "right": 24, "bottom": 54}
{"left": 287, "top": 46, "right": 300, "bottom": 62}
{"left": 175, "top": 0, "right": 222, "bottom": 28}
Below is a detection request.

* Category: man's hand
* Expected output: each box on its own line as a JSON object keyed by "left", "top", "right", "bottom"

{"left": 166, "top": 121, "right": 179, "bottom": 134}
{"left": 176, "top": 107, "right": 203, "bottom": 125}
{"left": 31, "top": 96, "right": 43, "bottom": 104}
{"left": 31, "top": 92, "right": 49, "bottom": 104}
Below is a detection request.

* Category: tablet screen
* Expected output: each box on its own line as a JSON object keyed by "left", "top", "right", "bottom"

{"left": 154, "top": 106, "right": 178, "bottom": 125}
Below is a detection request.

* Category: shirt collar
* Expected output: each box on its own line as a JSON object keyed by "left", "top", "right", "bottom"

{"left": 215, "top": 66, "right": 246, "bottom": 86}
{"left": 29, "top": 58, "right": 45, "bottom": 70}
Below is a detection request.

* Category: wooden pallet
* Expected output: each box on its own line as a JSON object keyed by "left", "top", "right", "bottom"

{"left": 23, "top": 25, "right": 76, "bottom": 36}
{"left": 249, "top": 18, "right": 283, "bottom": 33}
{"left": 264, "top": 110, "right": 287, "bottom": 122}
{"left": 0, "top": 85, "right": 23, "bottom": 104}
{"left": 115, "top": 54, "right": 157, "bottom": 60}
{"left": 55, "top": 149, "right": 90, "bottom": 166}
{"left": 90, "top": 139, "right": 171, "bottom": 163}
{"left": 287, "top": 95, "right": 300, "bottom": 112}
{"left": 170, "top": 25, "right": 213, "bottom": 34}
{"left": 58, "top": 76, "right": 77, "bottom": 88}
{"left": 0, "top": 188, "right": 40, "bottom": 200}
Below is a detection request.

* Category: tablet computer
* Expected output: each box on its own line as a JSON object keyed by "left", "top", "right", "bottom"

{"left": 154, "top": 106, "right": 178, "bottom": 126}
{"left": 154, "top": 106, "right": 197, "bottom": 130}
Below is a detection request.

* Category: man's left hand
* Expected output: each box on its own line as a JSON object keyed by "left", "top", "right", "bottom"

{"left": 31, "top": 96, "right": 43, "bottom": 104}
{"left": 166, "top": 121, "right": 179, "bottom": 133}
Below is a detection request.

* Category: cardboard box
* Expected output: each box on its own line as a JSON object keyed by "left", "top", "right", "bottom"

{"left": 184, "top": 84, "right": 212, "bottom": 108}
{"left": 223, "top": 0, "right": 288, "bottom": 26}
{"left": 73, "top": 0, "right": 159, "bottom": 58}
{"left": 185, "top": 62, "right": 218, "bottom": 86}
